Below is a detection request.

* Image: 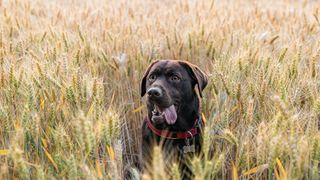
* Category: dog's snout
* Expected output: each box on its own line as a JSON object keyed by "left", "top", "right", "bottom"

{"left": 147, "top": 87, "right": 162, "bottom": 98}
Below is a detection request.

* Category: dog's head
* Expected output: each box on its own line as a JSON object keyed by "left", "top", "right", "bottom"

{"left": 141, "top": 60, "right": 208, "bottom": 126}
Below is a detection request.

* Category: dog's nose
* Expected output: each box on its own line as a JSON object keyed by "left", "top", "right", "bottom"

{"left": 147, "top": 87, "right": 162, "bottom": 97}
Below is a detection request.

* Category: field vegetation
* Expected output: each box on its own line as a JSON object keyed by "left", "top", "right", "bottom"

{"left": 0, "top": 0, "right": 319, "bottom": 179}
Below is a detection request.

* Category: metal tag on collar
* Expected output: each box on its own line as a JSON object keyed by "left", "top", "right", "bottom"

{"left": 183, "top": 131, "right": 195, "bottom": 153}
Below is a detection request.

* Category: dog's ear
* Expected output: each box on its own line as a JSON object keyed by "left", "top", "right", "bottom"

{"left": 179, "top": 61, "right": 208, "bottom": 97}
{"left": 141, "top": 60, "right": 159, "bottom": 97}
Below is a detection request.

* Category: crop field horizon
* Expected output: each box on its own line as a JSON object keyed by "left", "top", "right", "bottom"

{"left": 0, "top": 0, "right": 319, "bottom": 179}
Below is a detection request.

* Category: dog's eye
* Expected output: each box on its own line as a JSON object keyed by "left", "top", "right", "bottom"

{"left": 148, "top": 74, "right": 157, "bottom": 81}
{"left": 171, "top": 75, "right": 180, "bottom": 81}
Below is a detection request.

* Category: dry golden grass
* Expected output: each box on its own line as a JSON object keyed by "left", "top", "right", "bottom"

{"left": 0, "top": 0, "right": 320, "bottom": 179}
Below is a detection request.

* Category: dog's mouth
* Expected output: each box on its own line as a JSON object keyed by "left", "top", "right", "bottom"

{"left": 151, "top": 103, "right": 179, "bottom": 125}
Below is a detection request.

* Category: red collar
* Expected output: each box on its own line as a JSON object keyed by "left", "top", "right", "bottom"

{"left": 145, "top": 116, "right": 200, "bottom": 140}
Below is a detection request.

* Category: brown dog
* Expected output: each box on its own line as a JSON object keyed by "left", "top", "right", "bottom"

{"left": 140, "top": 60, "right": 208, "bottom": 178}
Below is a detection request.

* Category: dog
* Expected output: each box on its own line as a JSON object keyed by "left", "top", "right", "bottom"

{"left": 140, "top": 60, "right": 208, "bottom": 179}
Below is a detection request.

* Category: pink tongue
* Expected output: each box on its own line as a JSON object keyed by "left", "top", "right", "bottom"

{"left": 162, "top": 105, "right": 177, "bottom": 125}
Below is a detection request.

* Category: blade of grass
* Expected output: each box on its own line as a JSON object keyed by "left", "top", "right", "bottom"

{"left": 42, "top": 147, "right": 58, "bottom": 172}
{"left": 0, "top": 149, "right": 9, "bottom": 156}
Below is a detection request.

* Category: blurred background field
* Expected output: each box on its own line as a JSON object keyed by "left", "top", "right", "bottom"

{"left": 0, "top": 0, "right": 319, "bottom": 179}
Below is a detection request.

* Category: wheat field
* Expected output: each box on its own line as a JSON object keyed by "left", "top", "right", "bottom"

{"left": 0, "top": 0, "right": 319, "bottom": 179}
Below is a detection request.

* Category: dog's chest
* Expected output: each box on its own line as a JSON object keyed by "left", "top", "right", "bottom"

{"left": 154, "top": 134, "right": 200, "bottom": 156}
